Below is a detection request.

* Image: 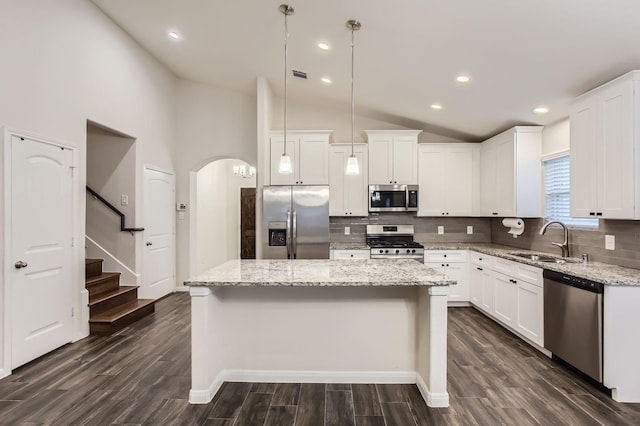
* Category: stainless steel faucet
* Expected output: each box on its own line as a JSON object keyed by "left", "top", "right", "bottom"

{"left": 539, "top": 221, "right": 569, "bottom": 258}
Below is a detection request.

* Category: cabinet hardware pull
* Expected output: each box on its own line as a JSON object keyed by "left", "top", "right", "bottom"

{"left": 477, "top": 267, "right": 483, "bottom": 271}
{"left": 597, "top": 212, "right": 603, "bottom": 216}
{"left": 589, "top": 212, "right": 596, "bottom": 216}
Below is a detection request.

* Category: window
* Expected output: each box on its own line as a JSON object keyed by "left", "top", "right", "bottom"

{"left": 543, "top": 155, "right": 598, "bottom": 228}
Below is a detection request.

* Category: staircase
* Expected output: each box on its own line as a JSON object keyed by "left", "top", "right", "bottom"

{"left": 85, "top": 258, "right": 155, "bottom": 335}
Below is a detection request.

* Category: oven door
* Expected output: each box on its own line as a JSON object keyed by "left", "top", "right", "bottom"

{"left": 369, "top": 185, "right": 409, "bottom": 212}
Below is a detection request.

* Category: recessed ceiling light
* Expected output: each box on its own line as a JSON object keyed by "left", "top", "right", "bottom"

{"left": 168, "top": 31, "right": 182, "bottom": 41}
{"left": 430, "top": 103, "right": 443, "bottom": 110}
{"left": 456, "top": 75, "right": 470, "bottom": 83}
{"left": 533, "top": 106, "right": 549, "bottom": 115}
{"left": 321, "top": 76, "right": 332, "bottom": 84}
{"left": 318, "top": 42, "right": 330, "bottom": 51}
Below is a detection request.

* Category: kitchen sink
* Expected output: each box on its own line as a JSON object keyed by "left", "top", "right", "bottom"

{"left": 508, "top": 252, "right": 579, "bottom": 264}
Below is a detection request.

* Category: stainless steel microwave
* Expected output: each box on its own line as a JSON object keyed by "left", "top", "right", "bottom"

{"left": 368, "top": 185, "right": 418, "bottom": 212}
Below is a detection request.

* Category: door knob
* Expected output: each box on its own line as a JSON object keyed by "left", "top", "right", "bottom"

{"left": 14, "top": 261, "right": 28, "bottom": 269}
{"left": 146, "top": 242, "right": 153, "bottom": 246}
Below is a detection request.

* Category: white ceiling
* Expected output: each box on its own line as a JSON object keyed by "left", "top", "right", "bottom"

{"left": 91, "top": 0, "right": 640, "bottom": 141}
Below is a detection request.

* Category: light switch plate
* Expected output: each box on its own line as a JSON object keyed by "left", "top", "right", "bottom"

{"left": 120, "top": 195, "right": 128, "bottom": 206}
{"left": 467, "top": 226, "right": 473, "bottom": 235}
{"left": 344, "top": 226, "right": 350, "bottom": 235}
{"left": 437, "top": 226, "right": 444, "bottom": 235}
{"left": 605, "top": 235, "right": 615, "bottom": 250}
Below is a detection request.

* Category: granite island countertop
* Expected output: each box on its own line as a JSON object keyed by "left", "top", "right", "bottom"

{"left": 185, "top": 259, "right": 455, "bottom": 287}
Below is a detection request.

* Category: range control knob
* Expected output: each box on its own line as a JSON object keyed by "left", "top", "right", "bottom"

{"left": 395, "top": 249, "right": 400, "bottom": 254}
{"left": 406, "top": 249, "right": 411, "bottom": 254}
{"left": 384, "top": 249, "right": 389, "bottom": 254}
{"left": 379, "top": 249, "right": 384, "bottom": 254}
{"left": 411, "top": 249, "right": 416, "bottom": 253}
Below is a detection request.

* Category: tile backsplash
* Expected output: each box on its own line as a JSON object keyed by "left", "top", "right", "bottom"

{"left": 331, "top": 214, "right": 640, "bottom": 270}
{"left": 490, "top": 218, "right": 640, "bottom": 269}
{"left": 330, "top": 213, "right": 491, "bottom": 245}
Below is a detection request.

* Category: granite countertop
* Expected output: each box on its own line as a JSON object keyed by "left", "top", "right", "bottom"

{"left": 185, "top": 259, "right": 454, "bottom": 288}
{"left": 420, "top": 242, "right": 640, "bottom": 286}
{"left": 330, "top": 242, "right": 370, "bottom": 250}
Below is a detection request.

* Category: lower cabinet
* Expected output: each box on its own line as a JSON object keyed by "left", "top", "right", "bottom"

{"left": 469, "top": 251, "right": 544, "bottom": 348}
{"left": 330, "top": 249, "right": 370, "bottom": 260}
{"left": 424, "top": 250, "right": 469, "bottom": 304}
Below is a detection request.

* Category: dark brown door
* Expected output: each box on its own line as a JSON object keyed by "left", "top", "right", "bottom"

{"left": 240, "top": 188, "right": 256, "bottom": 259}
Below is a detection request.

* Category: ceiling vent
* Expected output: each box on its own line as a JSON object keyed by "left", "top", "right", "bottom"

{"left": 292, "top": 69, "right": 307, "bottom": 79}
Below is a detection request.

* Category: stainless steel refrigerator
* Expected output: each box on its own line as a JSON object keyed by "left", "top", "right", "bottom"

{"left": 262, "top": 186, "right": 330, "bottom": 259}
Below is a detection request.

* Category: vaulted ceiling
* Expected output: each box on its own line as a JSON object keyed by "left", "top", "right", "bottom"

{"left": 91, "top": 0, "right": 640, "bottom": 141}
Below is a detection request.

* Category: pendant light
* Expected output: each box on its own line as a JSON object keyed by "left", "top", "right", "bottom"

{"left": 278, "top": 4, "right": 294, "bottom": 174}
{"left": 345, "top": 19, "right": 361, "bottom": 176}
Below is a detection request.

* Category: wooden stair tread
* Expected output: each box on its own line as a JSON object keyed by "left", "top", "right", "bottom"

{"left": 85, "top": 258, "right": 102, "bottom": 265}
{"left": 89, "top": 286, "right": 138, "bottom": 306}
{"left": 89, "top": 299, "right": 155, "bottom": 323}
{"left": 85, "top": 272, "right": 121, "bottom": 286}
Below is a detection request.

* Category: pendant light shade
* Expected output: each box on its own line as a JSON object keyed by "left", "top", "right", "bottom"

{"left": 346, "top": 19, "right": 361, "bottom": 176}
{"left": 279, "top": 4, "right": 294, "bottom": 174}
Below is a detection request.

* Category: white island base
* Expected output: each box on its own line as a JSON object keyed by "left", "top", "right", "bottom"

{"left": 189, "top": 284, "right": 450, "bottom": 407}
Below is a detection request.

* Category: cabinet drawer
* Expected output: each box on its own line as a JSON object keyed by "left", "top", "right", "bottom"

{"left": 470, "top": 251, "right": 494, "bottom": 268}
{"left": 493, "top": 257, "right": 516, "bottom": 275}
{"left": 332, "top": 250, "right": 370, "bottom": 260}
{"left": 424, "top": 250, "right": 467, "bottom": 263}
{"left": 514, "top": 263, "right": 543, "bottom": 287}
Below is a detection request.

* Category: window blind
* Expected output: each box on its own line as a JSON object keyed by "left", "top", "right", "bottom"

{"left": 544, "top": 156, "right": 598, "bottom": 228}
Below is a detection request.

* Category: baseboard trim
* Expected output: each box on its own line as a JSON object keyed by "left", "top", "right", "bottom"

{"left": 416, "top": 374, "right": 450, "bottom": 408}
{"left": 0, "top": 367, "right": 9, "bottom": 380}
{"left": 188, "top": 369, "right": 449, "bottom": 407}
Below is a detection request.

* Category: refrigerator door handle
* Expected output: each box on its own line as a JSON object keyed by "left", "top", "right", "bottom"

{"left": 292, "top": 209, "right": 298, "bottom": 259}
{"left": 286, "top": 209, "right": 292, "bottom": 259}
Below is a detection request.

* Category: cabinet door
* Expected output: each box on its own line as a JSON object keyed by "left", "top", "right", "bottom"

{"left": 444, "top": 147, "right": 473, "bottom": 216}
{"left": 368, "top": 136, "right": 394, "bottom": 184}
{"left": 570, "top": 97, "right": 598, "bottom": 218}
{"left": 418, "top": 146, "right": 445, "bottom": 216}
{"left": 516, "top": 281, "right": 543, "bottom": 346}
{"left": 480, "top": 143, "right": 497, "bottom": 216}
{"left": 345, "top": 146, "right": 369, "bottom": 216}
{"left": 469, "top": 264, "right": 485, "bottom": 307}
{"left": 271, "top": 135, "right": 298, "bottom": 185}
{"left": 298, "top": 134, "right": 329, "bottom": 185}
{"left": 444, "top": 262, "right": 469, "bottom": 303}
{"left": 597, "top": 78, "right": 635, "bottom": 218}
{"left": 329, "top": 146, "right": 348, "bottom": 216}
{"left": 393, "top": 136, "right": 418, "bottom": 184}
{"left": 481, "top": 268, "right": 495, "bottom": 314}
{"left": 493, "top": 272, "right": 517, "bottom": 328}
{"left": 332, "top": 250, "right": 370, "bottom": 260}
{"left": 494, "top": 135, "right": 516, "bottom": 217}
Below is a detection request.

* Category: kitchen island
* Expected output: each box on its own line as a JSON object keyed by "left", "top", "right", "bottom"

{"left": 185, "top": 259, "right": 454, "bottom": 407}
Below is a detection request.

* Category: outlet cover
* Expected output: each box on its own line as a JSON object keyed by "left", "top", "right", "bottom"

{"left": 344, "top": 226, "right": 350, "bottom": 235}
{"left": 467, "top": 226, "right": 473, "bottom": 235}
{"left": 120, "top": 195, "right": 128, "bottom": 206}
{"left": 605, "top": 235, "right": 615, "bottom": 250}
{"left": 437, "top": 226, "right": 444, "bottom": 235}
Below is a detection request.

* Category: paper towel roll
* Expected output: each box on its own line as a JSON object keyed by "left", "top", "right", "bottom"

{"left": 502, "top": 218, "right": 524, "bottom": 237}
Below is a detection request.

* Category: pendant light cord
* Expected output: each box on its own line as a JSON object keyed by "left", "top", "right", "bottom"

{"left": 283, "top": 9, "right": 289, "bottom": 156}
{"left": 351, "top": 26, "right": 355, "bottom": 157}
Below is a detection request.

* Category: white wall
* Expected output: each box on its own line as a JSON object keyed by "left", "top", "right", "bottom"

{"left": 0, "top": 0, "right": 176, "bottom": 370}
{"left": 86, "top": 124, "right": 137, "bottom": 268}
{"left": 541, "top": 118, "right": 570, "bottom": 157}
{"left": 195, "top": 159, "right": 256, "bottom": 274}
{"left": 271, "top": 97, "right": 464, "bottom": 143}
{"left": 175, "top": 79, "right": 258, "bottom": 283}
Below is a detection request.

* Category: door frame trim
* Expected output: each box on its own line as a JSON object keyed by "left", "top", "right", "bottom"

{"left": 1, "top": 127, "right": 80, "bottom": 378}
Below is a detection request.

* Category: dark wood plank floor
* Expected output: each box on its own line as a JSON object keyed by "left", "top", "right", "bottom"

{"left": 1, "top": 292, "right": 640, "bottom": 425}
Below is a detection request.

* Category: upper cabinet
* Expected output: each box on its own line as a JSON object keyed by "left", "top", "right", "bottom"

{"left": 479, "top": 126, "right": 543, "bottom": 217}
{"left": 329, "top": 144, "right": 369, "bottom": 216}
{"left": 570, "top": 71, "right": 638, "bottom": 219}
{"left": 270, "top": 131, "right": 331, "bottom": 185}
{"left": 365, "top": 130, "right": 422, "bottom": 184}
{"left": 418, "top": 143, "right": 478, "bottom": 216}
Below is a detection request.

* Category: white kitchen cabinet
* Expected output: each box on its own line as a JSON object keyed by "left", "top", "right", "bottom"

{"left": 329, "top": 144, "right": 368, "bottom": 216}
{"left": 493, "top": 271, "right": 518, "bottom": 328}
{"left": 330, "top": 249, "right": 370, "bottom": 260}
{"left": 515, "top": 280, "right": 544, "bottom": 346}
{"left": 365, "top": 130, "right": 421, "bottom": 184}
{"left": 270, "top": 131, "right": 331, "bottom": 185}
{"left": 425, "top": 250, "right": 469, "bottom": 304}
{"left": 417, "top": 144, "right": 476, "bottom": 216}
{"left": 570, "top": 71, "right": 639, "bottom": 219}
{"left": 479, "top": 126, "right": 542, "bottom": 217}
{"left": 469, "top": 252, "right": 494, "bottom": 309}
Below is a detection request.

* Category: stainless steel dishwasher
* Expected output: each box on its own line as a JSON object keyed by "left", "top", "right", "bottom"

{"left": 543, "top": 269, "right": 604, "bottom": 382}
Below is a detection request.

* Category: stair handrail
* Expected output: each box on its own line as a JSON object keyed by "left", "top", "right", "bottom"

{"left": 86, "top": 186, "right": 144, "bottom": 233}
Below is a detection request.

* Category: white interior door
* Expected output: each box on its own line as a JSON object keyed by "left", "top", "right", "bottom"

{"left": 143, "top": 167, "right": 175, "bottom": 299}
{"left": 10, "top": 134, "right": 74, "bottom": 369}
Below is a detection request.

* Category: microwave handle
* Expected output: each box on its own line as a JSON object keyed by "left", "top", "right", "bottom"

{"left": 406, "top": 186, "right": 410, "bottom": 209}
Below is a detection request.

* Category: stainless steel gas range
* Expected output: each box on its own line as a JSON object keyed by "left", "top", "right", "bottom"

{"left": 366, "top": 224, "right": 424, "bottom": 261}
